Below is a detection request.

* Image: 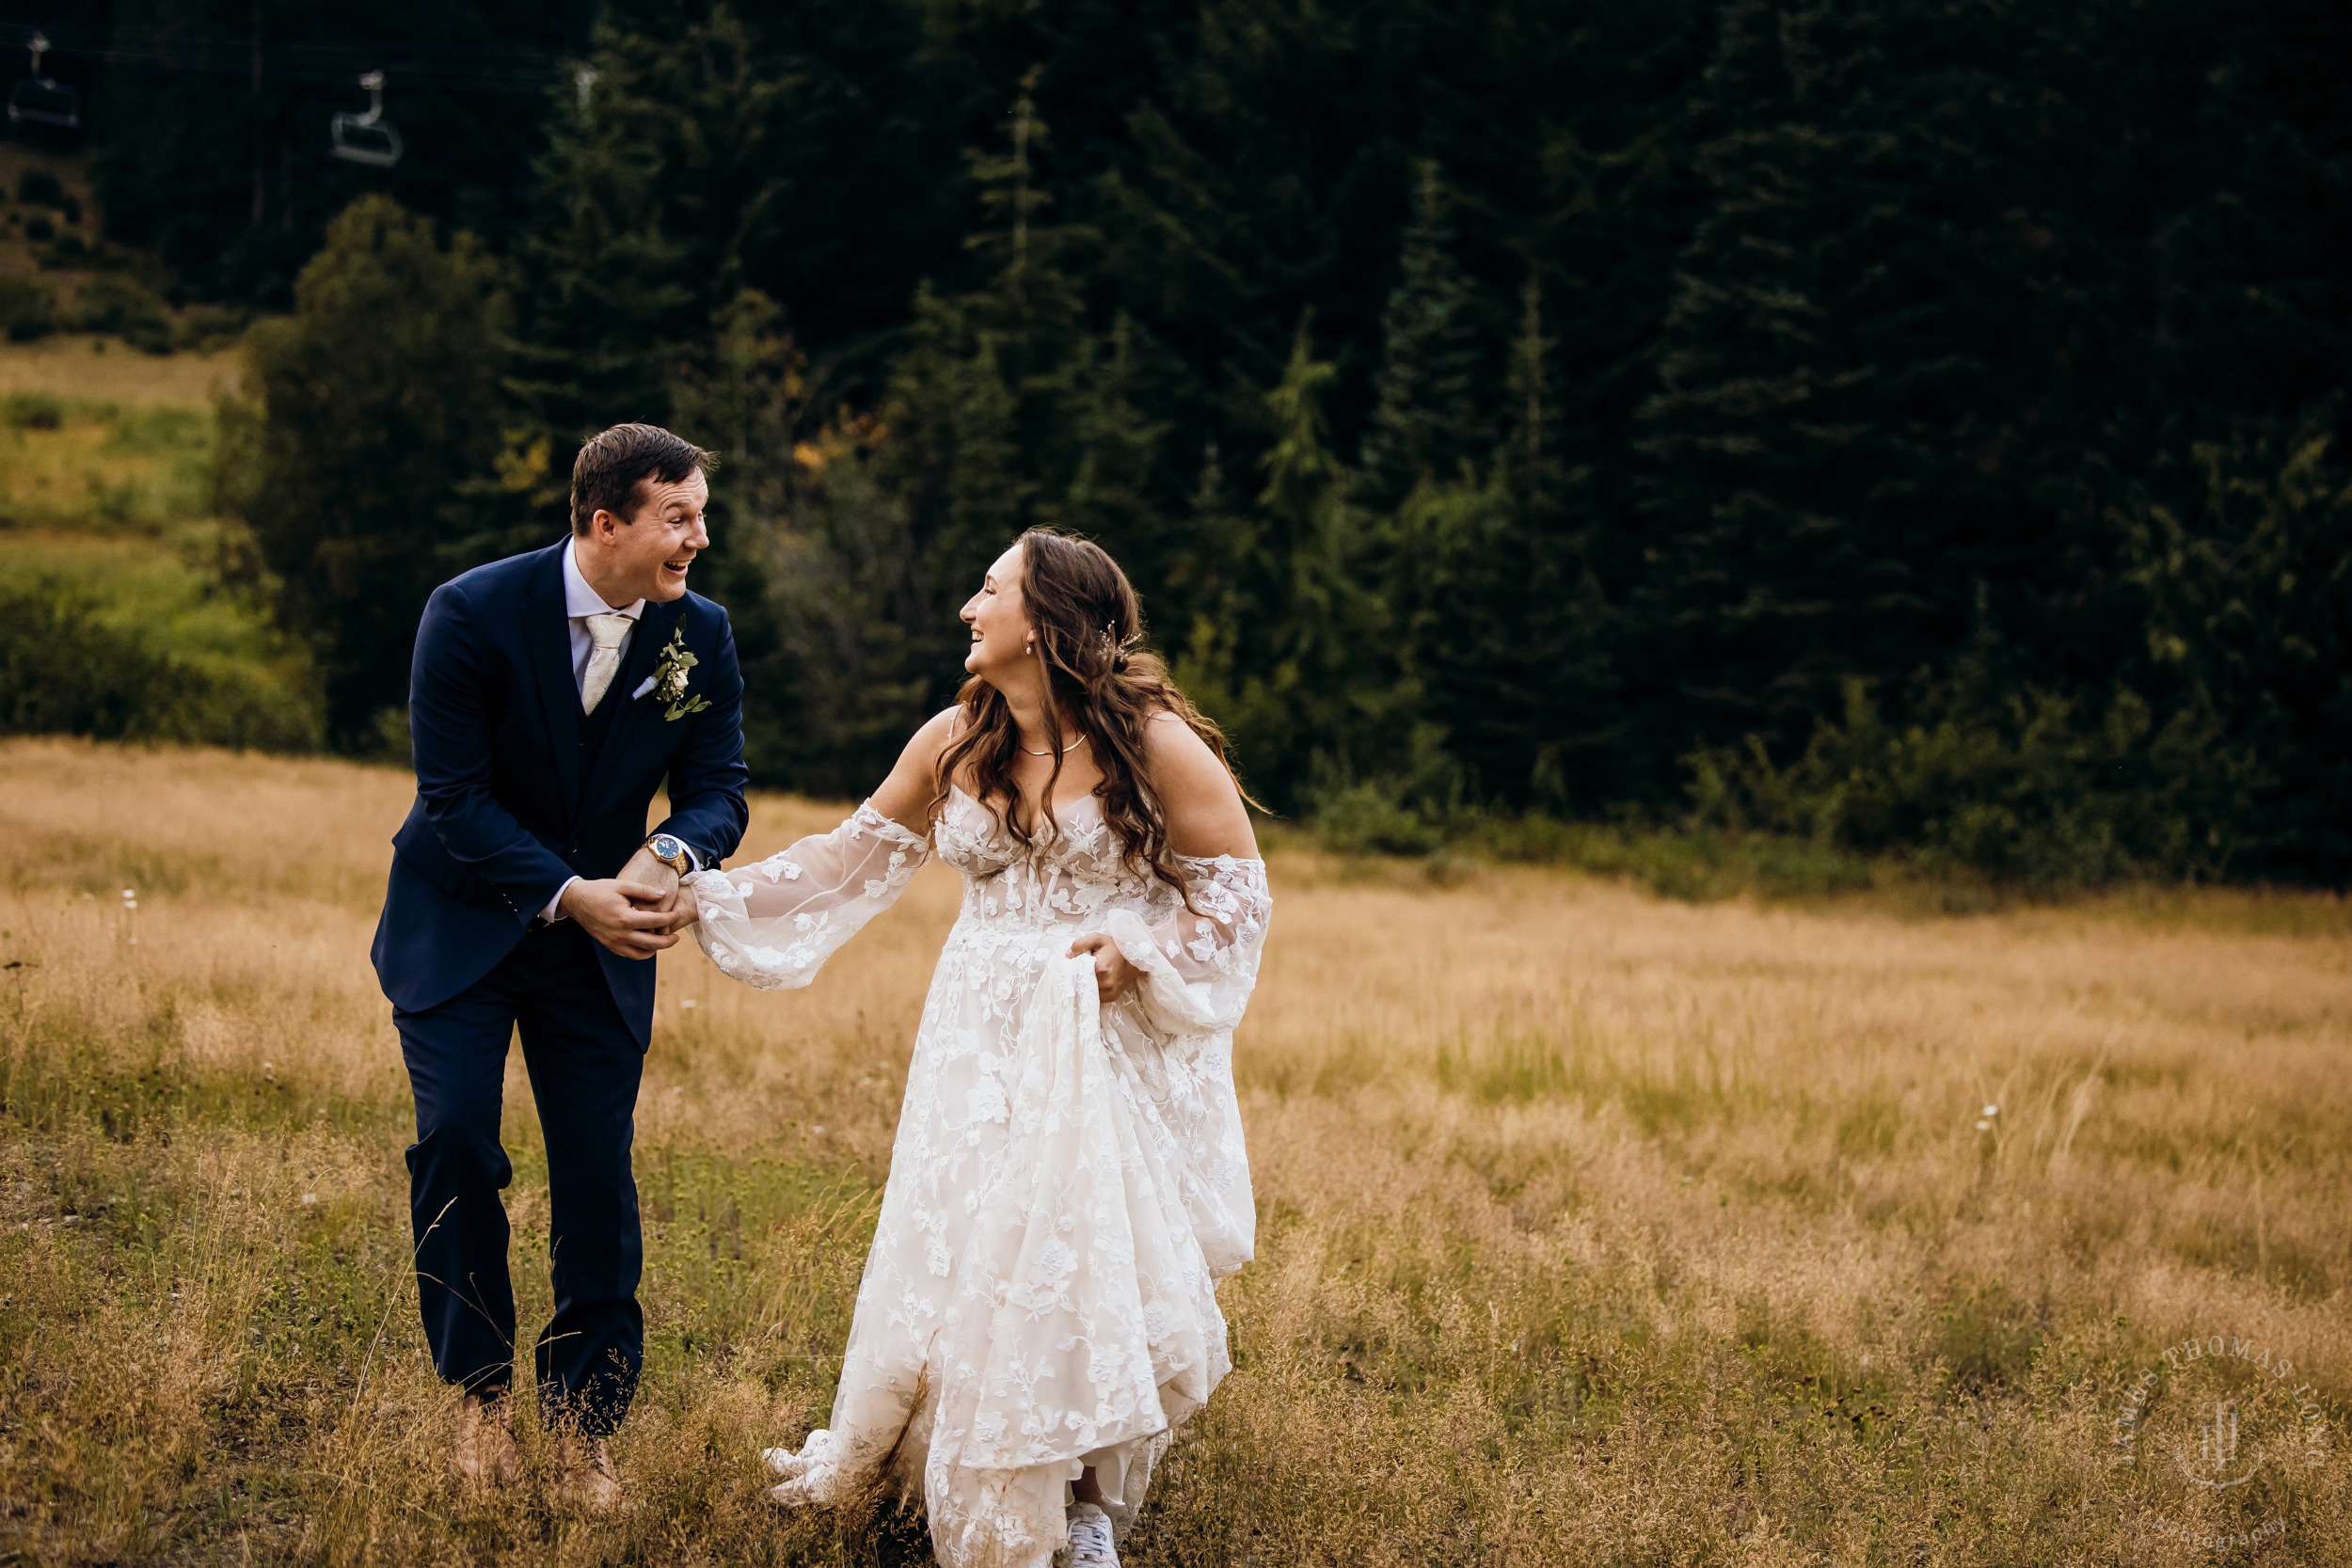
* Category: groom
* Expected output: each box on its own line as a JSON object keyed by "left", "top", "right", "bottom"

{"left": 372, "top": 422, "right": 749, "bottom": 1504}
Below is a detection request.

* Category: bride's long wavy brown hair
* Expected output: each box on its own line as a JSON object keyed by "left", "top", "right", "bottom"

{"left": 931, "top": 528, "right": 1256, "bottom": 901}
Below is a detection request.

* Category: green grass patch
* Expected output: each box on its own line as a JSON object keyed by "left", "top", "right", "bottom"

{"left": 0, "top": 395, "right": 214, "bottom": 530}
{"left": 0, "top": 394, "right": 322, "bottom": 751}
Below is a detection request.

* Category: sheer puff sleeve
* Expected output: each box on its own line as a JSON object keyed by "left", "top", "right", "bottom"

{"left": 1101, "top": 854, "right": 1272, "bottom": 1038}
{"left": 684, "top": 800, "right": 931, "bottom": 990}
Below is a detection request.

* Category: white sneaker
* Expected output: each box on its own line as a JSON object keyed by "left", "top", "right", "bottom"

{"left": 1061, "top": 1502, "right": 1118, "bottom": 1567}
{"left": 763, "top": 1429, "right": 844, "bottom": 1508}
{"left": 763, "top": 1428, "right": 831, "bottom": 1478}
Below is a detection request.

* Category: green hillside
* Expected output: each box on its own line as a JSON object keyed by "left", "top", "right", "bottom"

{"left": 0, "top": 144, "right": 319, "bottom": 753}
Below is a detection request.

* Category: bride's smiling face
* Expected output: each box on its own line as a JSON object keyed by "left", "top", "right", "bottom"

{"left": 961, "top": 542, "right": 1034, "bottom": 684}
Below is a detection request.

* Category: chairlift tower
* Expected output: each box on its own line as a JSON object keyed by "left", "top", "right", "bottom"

{"left": 330, "top": 70, "right": 402, "bottom": 167}
{"left": 8, "top": 32, "right": 82, "bottom": 131}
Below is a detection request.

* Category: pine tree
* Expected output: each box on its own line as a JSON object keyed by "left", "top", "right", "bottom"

{"left": 1232, "top": 321, "right": 1401, "bottom": 807}
{"left": 1359, "top": 159, "right": 1491, "bottom": 514}
{"left": 1630, "top": 0, "right": 2069, "bottom": 789}
{"left": 511, "top": 5, "right": 787, "bottom": 439}
{"left": 1042, "top": 314, "right": 1173, "bottom": 563}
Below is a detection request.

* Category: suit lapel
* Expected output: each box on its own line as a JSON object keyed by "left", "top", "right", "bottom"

{"left": 580, "top": 597, "right": 678, "bottom": 816}
{"left": 519, "top": 545, "right": 582, "bottom": 822}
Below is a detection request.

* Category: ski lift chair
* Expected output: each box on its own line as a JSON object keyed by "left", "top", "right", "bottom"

{"left": 330, "top": 71, "right": 402, "bottom": 167}
{"left": 7, "top": 34, "right": 81, "bottom": 131}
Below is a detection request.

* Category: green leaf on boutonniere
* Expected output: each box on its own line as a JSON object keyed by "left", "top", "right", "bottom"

{"left": 652, "top": 627, "right": 708, "bottom": 721}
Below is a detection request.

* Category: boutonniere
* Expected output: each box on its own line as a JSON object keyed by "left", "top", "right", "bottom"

{"left": 650, "top": 626, "right": 711, "bottom": 721}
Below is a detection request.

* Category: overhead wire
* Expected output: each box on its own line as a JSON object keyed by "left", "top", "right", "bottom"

{"left": 0, "top": 19, "right": 568, "bottom": 94}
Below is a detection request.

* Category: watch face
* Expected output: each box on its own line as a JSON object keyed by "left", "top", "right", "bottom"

{"left": 650, "top": 835, "right": 682, "bottom": 859}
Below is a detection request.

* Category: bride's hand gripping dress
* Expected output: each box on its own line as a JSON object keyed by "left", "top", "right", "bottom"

{"left": 683, "top": 784, "right": 1269, "bottom": 1568}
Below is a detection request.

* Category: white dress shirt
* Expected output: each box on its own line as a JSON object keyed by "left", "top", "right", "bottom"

{"left": 542, "top": 539, "right": 695, "bottom": 923}
{"left": 562, "top": 533, "right": 645, "bottom": 690}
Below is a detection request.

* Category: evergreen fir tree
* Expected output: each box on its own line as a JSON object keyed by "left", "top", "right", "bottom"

{"left": 1237, "top": 320, "right": 1399, "bottom": 807}
{"left": 1631, "top": 0, "right": 2067, "bottom": 787}
{"left": 1358, "top": 159, "right": 1490, "bottom": 514}
{"left": 511, "top": 5, "right": 787, "bottom": 439}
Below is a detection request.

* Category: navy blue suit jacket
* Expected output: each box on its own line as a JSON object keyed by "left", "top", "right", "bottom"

{"left": 370, "top": 540, "right": 751, "bottom": 1046}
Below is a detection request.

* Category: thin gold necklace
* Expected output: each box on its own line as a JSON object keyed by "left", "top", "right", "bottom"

{"left": 1019, "top": 734, "right": 1089, "bottom": 757}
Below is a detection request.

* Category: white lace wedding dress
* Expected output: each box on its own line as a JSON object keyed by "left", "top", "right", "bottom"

{"left": 684, "top": 785, "right": 1269, "bottom": 1567}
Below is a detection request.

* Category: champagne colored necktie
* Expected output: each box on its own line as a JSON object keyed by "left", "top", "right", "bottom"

{"left": 580, "top": 612, "right": 634, "bottom": 712}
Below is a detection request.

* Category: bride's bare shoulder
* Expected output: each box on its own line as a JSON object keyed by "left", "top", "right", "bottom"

{"left": 1140, "top": 710, "right": 1256, "bottom": 857}
{"left": 869, "top": 707, "right": 964, "bottom": 830}
{"left": 917, "top": 705, "right": 965, "bottom": 751}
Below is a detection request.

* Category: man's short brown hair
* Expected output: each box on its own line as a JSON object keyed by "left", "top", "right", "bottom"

{"left": 569, "top": 423, "right": 718, "bottom": 536}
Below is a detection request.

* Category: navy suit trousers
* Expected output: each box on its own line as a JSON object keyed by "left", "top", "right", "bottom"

{"left": 395, "top": 918, "right": 644, "bottom": 1434}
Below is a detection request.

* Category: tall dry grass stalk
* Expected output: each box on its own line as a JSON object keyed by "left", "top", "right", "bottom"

{"left": 0, "top": 736, "right": 2344, "bottom": 1564}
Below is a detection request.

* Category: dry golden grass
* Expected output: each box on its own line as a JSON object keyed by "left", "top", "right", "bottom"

{"left": 0, "top": 337, "right": 240, "bottom": 406}
{"left": 0, "top": 736, "right": 2344, "bottom": 1565}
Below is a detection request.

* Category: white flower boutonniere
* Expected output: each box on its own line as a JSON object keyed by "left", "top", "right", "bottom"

{"left": 650, "top": 626, "right": 711, "bottom": 721}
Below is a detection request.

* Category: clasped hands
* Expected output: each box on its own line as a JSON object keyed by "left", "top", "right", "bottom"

{"left": 559, "top": 846, "right": 700, "bottom": 959}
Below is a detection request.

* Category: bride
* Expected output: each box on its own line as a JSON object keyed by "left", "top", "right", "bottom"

{"left": 678, "top": 529, "right": 1269, "bottom": 1567}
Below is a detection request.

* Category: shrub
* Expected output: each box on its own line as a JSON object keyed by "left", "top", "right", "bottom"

{"left": 0, "top": 277, "right": 54, "bottom": 342}
{"left": 1312, "top": 780, "right": 1446, "bottom": 856}
{"left": 1684, "top": 673, "right": 2214, "bottom": 888}
{"left": 0, "top": 582, "right": 319, "bottom": 752}
{"left": 23, "top": 214, "right": 53, "bottom": 243}
{"left": 69, "top": 279, "right": 174, "bottom": 356}
{"left": 1, "top": 391, "right": 63, "bottom": 430}
{"left": 2118, "top": 401, "right": 2352, "bottom": 879}
{"left": 16, "top": 169, "right": 63, "bottom": 207}
{"left": 173, "top": 303, "right": 247, "bottom": 353}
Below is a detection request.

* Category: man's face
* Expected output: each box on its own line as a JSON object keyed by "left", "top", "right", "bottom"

{"left": 588, "top": 468, "right": 709, "bottom": 604}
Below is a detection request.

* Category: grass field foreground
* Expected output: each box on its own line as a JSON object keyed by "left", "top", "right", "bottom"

{"left": 0, "top": 740, "right": 2344, "bottom": 1565}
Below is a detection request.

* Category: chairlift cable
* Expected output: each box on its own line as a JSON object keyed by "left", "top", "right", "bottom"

{"left": 0, "top": 19, "right": 568, "bottom": 95}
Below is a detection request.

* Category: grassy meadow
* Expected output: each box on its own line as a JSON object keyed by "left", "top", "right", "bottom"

{"left": 0, "top": 331, "right": 319, "bottom": 753}
{"left": 0, "top": 738, "right": 2343, "bottom": 1565}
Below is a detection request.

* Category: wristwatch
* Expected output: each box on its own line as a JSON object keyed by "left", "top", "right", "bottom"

{"left": 644, "top": 833, "right": 693, "bottom": 877}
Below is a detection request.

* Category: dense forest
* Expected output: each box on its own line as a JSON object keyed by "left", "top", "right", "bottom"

{"left": 39, "top": 0, "right": 2352, "bottom": 881}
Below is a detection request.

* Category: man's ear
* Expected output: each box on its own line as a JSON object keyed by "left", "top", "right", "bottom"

{"left": 590, "top": 507, "right": 626, "bottom": 542}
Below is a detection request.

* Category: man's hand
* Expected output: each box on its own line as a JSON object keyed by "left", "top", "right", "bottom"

{"left": 617, "top": 845, "right": 701, "bottom": 932}
{"left": 618, "top": 847, "right": 681, "bottom": 905}
{"left": 1067, "top": 932, "right": 1142, "bottom": 1005}
{"left": 560, "top": 873, "right": 681, "bottom": 958}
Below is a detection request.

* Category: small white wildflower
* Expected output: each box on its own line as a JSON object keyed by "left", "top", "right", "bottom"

{"left": 1982, "top": 1103, "right": 1999, "bottom": 1117}
{"left": 1975, "top": 1119, "right": 1992, "bottom": 1132}
{"left": 811, "top": 1125, "right": 826, "bottom": 1134}
{"left": 121, "top": 890, "right": 135, "bottom": 899}
{"left": 300, "top": 1194, "right": 317, "bottom": 1206}
{"left": 679, "top": 998, "right": 697, "bottom": 1009}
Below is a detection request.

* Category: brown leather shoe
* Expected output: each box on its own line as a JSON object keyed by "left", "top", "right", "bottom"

{"left": 450, "top": 1393, "right": 520, "bottom": 1486}
{"left": 554, "top": 1433, "right": 623, "bottom": 1512}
